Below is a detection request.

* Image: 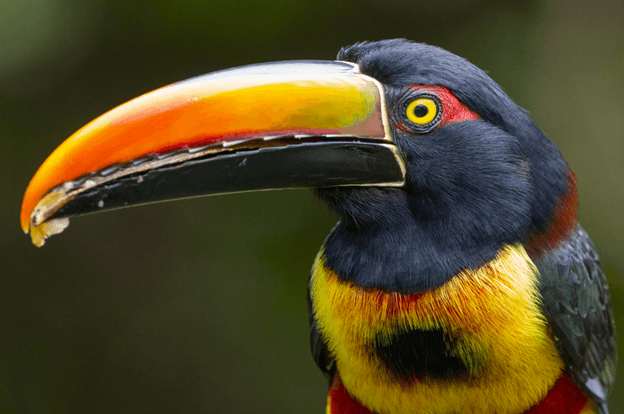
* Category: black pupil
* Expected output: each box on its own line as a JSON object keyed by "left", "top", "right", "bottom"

{"left": 414, "top": 104, "right": 429, "bottom": 118}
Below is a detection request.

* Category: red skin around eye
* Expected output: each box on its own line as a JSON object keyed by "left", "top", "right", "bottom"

{"left": 409, "top": 84, "right": 480, "bottom": 126}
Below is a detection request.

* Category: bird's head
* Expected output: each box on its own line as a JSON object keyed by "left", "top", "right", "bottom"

{"left": 317, "top": 40, "right": 573, "bottom": 291}
{"left": 318, "top": 40, "right": 569, "bottom": 244}
{"left": 21, "top": 40, "right": 574, "bottom": 289}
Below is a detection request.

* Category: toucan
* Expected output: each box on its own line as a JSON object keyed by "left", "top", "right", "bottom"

{"left": 21, "top": 39, "right": 616, "bottom": 414}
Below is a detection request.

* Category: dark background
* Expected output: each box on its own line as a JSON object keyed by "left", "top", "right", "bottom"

{"left": 2, "top": 0, "right": 623, "bottom": 412}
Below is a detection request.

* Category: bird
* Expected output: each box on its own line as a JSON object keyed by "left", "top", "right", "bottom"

{"left": 21, "top": 39, "right": 616, "bottom": 413}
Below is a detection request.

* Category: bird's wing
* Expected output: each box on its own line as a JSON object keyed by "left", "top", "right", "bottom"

{"left": 532, "top": 224, "right": 617, "bottom": 413}
{"left": 307, "top": 284, "right": 335, "bottom": 383}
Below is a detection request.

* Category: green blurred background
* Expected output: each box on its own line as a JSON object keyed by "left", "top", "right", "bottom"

{"left": 2, "top": 0, "right": 623, "bottom": 412}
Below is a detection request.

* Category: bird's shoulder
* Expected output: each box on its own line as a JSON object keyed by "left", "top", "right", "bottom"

{"left": 530, "top": 224, "right": 617, "bottom": 413}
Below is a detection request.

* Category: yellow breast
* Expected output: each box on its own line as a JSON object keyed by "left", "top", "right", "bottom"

{"left": 310, "top": 244, "right": 564, "bottom": 414}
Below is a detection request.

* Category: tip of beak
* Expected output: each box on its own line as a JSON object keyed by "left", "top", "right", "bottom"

{"left": 21, "top": 219, "right": 29, "bottom": 235}
{"left": 22, "top": 181, "right": 76, "bottom": 244}
{"left": 29, "top": 218, "right": 70, "bottom": 247}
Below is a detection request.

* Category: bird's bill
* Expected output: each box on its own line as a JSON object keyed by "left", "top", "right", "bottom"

{"left": 21, "top": 60, "right": 405, "bottom": 246}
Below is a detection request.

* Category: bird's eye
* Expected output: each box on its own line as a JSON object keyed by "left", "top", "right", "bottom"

{"left": 402, "top": 94, "right": 442, "bottom": 133}
{"left": 406, "top": 97, "right": 439, "bottom": 125}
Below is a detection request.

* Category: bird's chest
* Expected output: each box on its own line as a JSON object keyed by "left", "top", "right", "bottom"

{"left": 310, "top": 244, "right": 565, "bottom": 414}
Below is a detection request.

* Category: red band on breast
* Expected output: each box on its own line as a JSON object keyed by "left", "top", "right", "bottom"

{"left": 522, "top": 373, "right": 588, "bottom": 414}
{"left": 328, "top": 372, "right": 376, "bottom": 414}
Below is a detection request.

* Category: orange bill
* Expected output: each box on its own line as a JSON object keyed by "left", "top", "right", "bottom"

{"left": 21, "top": 61, "right": 405, "bottom": 246}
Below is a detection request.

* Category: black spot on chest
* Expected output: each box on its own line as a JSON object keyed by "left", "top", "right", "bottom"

{"left": 373, "top": 328, "right": 478, "bottom": 381}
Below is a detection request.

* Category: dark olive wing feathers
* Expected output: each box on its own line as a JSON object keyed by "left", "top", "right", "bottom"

{"left": 532, "top": 224, "right": 617, "bottom": 413}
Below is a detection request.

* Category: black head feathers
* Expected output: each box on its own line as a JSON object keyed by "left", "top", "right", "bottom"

{"left": 318, "top": 39, "right": 571, "bottom": 292}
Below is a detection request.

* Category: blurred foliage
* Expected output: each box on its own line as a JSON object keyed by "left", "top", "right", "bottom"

{"left": 1, "top": 0, "right": 623, "bottom": 413}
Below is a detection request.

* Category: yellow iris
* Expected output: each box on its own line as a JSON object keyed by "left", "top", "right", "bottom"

{"left": 406, "top": 98, "right": 438, "bottom": 125}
